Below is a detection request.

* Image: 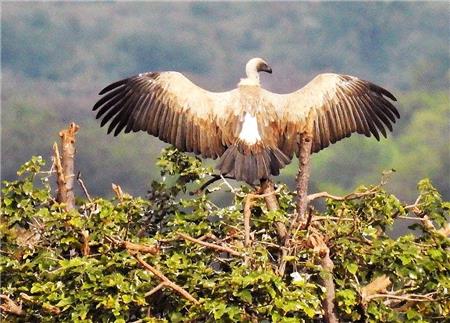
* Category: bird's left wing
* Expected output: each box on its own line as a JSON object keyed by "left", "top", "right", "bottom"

{"left": 261, "top": 73, "right": 399, "bottom": 158}
{"left": 93, "top": 72, "right": 239, "bottom": 159}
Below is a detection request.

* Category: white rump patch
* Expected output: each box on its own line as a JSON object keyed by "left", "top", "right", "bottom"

{"left": 239, "top": 113, "right": 261, "bottom": 144}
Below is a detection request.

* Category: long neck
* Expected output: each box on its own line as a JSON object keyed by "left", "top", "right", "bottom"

{"left": 239, "top": 66, "right": 260, "bottom": 86}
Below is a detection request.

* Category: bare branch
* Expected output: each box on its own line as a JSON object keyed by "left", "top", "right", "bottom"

{"left": 361, "top": 275, "right": 392, "bottom": 303}
{"left": 145, "top": 282, "right": 166, "bottom": 297}
{"left": 307, "top": 187, "right": 378, "bottom": 203}
{"left": 178, "top": 232, "right": 242, "bottom": 257}
{"left": 132, "top": 254, "right": 200, "bottom": 305}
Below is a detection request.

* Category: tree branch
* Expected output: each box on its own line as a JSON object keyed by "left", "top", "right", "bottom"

{"left": 307, "top": 187, "right": 379, "bottom": 203}
{"left": 178, "top": 232, "right": 242, "bottom": 257}
{"left": 310, "top": 234, "right": 339, "bottom": 323}
{"left": 291, "top": 133, "right": 313, "bottom": 231}
{"left": 132, "top": 254, "right": 200, "bottom": 305}
{"left": 106, "top": 236, "right": 159, "bottom": 255}
{"left": 57, "top": 122, "right": 79, "bottom": 210}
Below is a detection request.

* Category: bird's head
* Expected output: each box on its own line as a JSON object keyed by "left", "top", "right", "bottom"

{"left": 245, "top": 58, "right": 272, "bottom": 81}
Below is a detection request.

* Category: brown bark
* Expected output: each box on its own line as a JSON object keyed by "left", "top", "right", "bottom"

{"left": 178, "top": 232, "right": 242, "bottom": 257}
{"left": 54, "top": 123, "right": 79, "bottom": 210}
{"left": 291, "top": 133, "right": 313, "bottom": 231}
{"left": 310, "top": 234, "right": 339, "bottom": 323}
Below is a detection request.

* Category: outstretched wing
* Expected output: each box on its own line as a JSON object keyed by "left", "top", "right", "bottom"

{"left": 262, "top": 73, "right": 399, "bottom": 158}
{"left": 93, "top": 72, "right": 239, "bottom": 159}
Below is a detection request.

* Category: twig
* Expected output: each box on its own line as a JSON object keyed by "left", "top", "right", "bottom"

{"left": 178, "top": 232, "right": 242, "bottom": 257}
{"left": 77, "top": 172, "right": 92, "bottom": 202}
{"left": 0, "top": 294, "right": 24, "bottom": 316}
{"left": 220, "top": 174, "right": 237, "bottom": 193}
{"left": 366, "top": 293, "right": 435, "bottom": 302}
{"left": 190, "top": 174, "right": 235, "bottom": 195}
{"left": 145, "top": 282, "right": 166, "bottom": 297}
{"left": 307, "top": 187, "right": 379, "bottom": 203}
{"left": 132, "top": 254, "right": 200, "bottom": 305}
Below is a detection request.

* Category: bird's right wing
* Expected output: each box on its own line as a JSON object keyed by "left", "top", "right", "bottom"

{"left": 93, "top": 72, "right": 239, "bottom": 159}
{"left": 262, "top": 73, "right": 399, "bottom": 158}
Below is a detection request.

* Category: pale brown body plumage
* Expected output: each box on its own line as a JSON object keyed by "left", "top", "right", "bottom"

{"left": 93, "top": 58, "right": 399, "bottom": 184}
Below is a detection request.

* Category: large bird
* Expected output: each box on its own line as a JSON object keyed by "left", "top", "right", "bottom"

{"left": 93, "top": 58, "right": 399, "bottom": 184}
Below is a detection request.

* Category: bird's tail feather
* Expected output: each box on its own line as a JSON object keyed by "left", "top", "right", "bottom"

{"left": 216, "top": 143, "right": 290, "bottom": 184}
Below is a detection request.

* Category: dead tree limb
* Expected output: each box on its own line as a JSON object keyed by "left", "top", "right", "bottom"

{"left": 53, "top": 143, "right": 68, "bottom": 206}
{"left": 132, "top": 254, "right": 200, "bottom": 305}
{"left": 54, "top": 123, "right": 79, "bottom": 210}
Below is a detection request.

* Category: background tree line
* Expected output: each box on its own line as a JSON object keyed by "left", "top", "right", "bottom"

{"left": 2, "top": 2, "right": 449, "bottom": 201}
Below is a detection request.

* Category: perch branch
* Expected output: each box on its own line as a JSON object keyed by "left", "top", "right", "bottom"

{"left": 291, "top": 133, "right": 313, "bottom": 232}
{"left": 178, "top": 232, "right": 242, "bottom": 257}
{"left": 132, "top": 254, "right": 200, "bottom": 305}
{"left": 0, "top": 294, "right": 24, "bottom": 316}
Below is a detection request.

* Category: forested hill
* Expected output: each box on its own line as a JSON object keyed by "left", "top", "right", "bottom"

{"left": 2, "top": 2, "right": 449, "bottom": 199}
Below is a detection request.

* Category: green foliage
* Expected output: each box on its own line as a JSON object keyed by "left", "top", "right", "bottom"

{"left": 1, "top": 150, "right": 449, "bottom": 322}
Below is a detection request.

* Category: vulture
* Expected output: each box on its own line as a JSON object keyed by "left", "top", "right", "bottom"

{"left": 93, "top": 58, "right": 399, "bottom": 184}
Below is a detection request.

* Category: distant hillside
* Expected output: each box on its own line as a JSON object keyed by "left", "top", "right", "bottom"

{"left": 1, "top": 2, "right": 449, "bottom": 199}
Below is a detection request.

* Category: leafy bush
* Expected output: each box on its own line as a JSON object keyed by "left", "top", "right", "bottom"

{"left": 1, "top": 148, "right": 449, "bottom": 322}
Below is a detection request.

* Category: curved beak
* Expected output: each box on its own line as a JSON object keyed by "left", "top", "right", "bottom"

{"left": 262, "top": 64, "right": 272, "bottom": 74}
